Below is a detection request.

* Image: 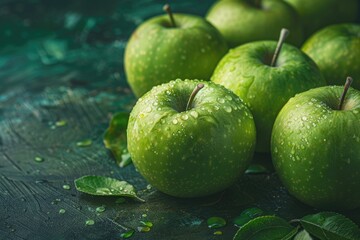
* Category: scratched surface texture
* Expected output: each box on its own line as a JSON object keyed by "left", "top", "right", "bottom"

{"left": 1, "top": 1, "right": 360, "bottom": 240}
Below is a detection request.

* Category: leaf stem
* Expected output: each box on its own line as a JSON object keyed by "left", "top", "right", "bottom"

{"left": 271, "top": 28, "right": 289, "bottom": 67}
{"left": 186, "top": 84, "right": 205, "bottom": 111}
{"left": 338, "top": 76, "right": 353, "bottom": 110}
{"left": 163, "top": 4, "right": 176, "bottom": 27}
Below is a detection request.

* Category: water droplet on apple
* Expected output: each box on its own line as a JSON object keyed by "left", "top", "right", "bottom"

{"left": 172, "top": 119, "right": 178, "bottom": 124}
{"left": 302, "top": 116, "right": 307, "bottom": 121}
{"left": 139, "top": 113, "right": 145, "bottom": 118}
{"left": 224, "top": 106, "right": 232, "bottom": 113}
{"left": 145, "top": 106, "right": 152, "bottom": 113}
{"left": 181, "top": 115, "right": 189, "bottom": 120}
{"left": 190, "top": 111, "right": 198, "bottom": 118}
{"left": 225, "top": 95, "right": 232, "bottom": 101}
{"left": 217, "top": 98, "right": 225, "bottom": 103}
{"left": 353, "top": 110, "right": 359, "bottom": 114}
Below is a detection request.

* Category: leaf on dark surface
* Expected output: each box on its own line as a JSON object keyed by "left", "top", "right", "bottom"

{"left": 245, "top": 164, "right": 269, "bottom": 174}
{"left": 299, "top": 212, "right": 360, "bottom": 240}
{"left": 233, "top": 216, "right": 298, "bottom": 240}
{"left": 294, "top": 229, "right": 313, "bottom": 240}
{"left": 233, "top": 207, "right": 266, "bottom": 228}
{"left": 103, "top": 112, "right": 132, "bottom": 168}
{"left": 74, "top": 175, "right": 144, "bottom": 202}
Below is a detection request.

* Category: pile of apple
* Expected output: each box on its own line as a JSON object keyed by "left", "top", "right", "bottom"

{"left": 124, "top": 1, "right": 360, "bottom": 210}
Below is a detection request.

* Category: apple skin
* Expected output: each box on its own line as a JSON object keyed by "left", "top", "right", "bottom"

{"left": 211, "top": 41, "right": 326, "bottom": 153}
{"left": 284, "top": 0, "right": 359, "bottom": 37}
{"left": 206, "top": 0, "right": 303, "bottom": 48}
{"left": 127, "top": 79, "right": 256, "bottom": 198}
{"left": 272, "top": 86, "right": 360, "bottom": 210}
{"left": 124, "top": 14, "right": 228, "bottom": 98}
{"left": 302, "top": 24, "right": 360, "bottom": 90}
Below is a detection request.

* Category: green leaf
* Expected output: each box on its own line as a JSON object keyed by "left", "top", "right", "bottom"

{"left": 103, "top": 112, "right": 132, "bottom": 168}
{"left": 299, "top": 212, "right": 360, "bottom": 240}
{"left": 74, "top": 175, "right": 144, "bottom": 202}
{"left": 294, "top": 230, "right": 313, "bottom": 240}
{"left": 233, "top": 216, "right": 298, "bottom": 240}
{"left": 245, "top": 164, "right": 269, "bottom": 174}
{"left": 233, "top": 207, "right": 266, "bottom": 228}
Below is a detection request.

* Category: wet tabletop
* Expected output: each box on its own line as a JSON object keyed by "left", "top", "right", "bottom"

{"left": 1, "top": 1, "right": 360, "bottom": 240}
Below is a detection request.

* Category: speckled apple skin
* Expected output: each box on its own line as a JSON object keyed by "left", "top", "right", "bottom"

{"left": 211, "top": 41, "right": 326, "bottom": 153}
{"left": 272, "top": 86, "right": 360, "bottom": 210}
{"left": 124, "top": 14, "right": 228, "bottom": 98}
{"left": 127, "top": 79, "right": 256, "bottom": 198}
{"left": 302, "top": 24, "right": 360, "bottom": 90}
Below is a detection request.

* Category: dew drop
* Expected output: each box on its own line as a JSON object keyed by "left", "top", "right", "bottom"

{"left": 217, "top": 98, "right": 225, "bottom": 104}
{"left": 181, "top": 115, "right": 189, "bottom": 120}
{"left": 224, "top": 106, "right": 232, "bottom": 113}
{"left": 85, "top": 219, "right": 95, "bottom": 226}
{"left": 190, "top": 111, "right": 198, "bottom": 118}
{"left": 120, "top": 229, "right": 135, "bottom": 238}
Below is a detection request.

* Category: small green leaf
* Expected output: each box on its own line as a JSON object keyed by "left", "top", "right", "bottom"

{"left": 299, "top": 212, "right": 360, "bottom": 240}
{"left": 233, "top": 207, "right": 266, "bottom": 228}
{"left": 233, "top": 216, "right": 298, "bottom": 240}
{"left": 207, "top": 217, "right": 227, "bottom": 229}
{"left": 245, "top": 164, "right": 269, "bottom": 174}
{"left": 103, "top": 112, "right": 132, "bottom": 168}
{"left": 74, "top": 175, "right": 144, "bottom": 202}
{"left": 294, "top": 230, "right": 313, "bottom": 240}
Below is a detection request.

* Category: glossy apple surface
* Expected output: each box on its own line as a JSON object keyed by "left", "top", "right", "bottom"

{"left": 302, "top": 24, "right": 360, "bottom": 90}
{"left": 272, "top": 86, "right": 360, "bottom": 210}
{"left": 125, "top": 14, "right": 228, "bottom": 97}
{"left": 127, "top": 79, "right": 256, "bottom": 197}
{"left": 212, "top": 41, "right": 326, "bottom": 152}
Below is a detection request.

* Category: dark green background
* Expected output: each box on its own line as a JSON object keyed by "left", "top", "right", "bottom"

{"left": 1, "top": 1, "right": 360, "bottom": 239}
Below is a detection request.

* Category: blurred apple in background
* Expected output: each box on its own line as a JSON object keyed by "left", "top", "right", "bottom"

{"left": 302, "top": 23, "right": 360, "bottom": 90}
{"left": 284, "top": 0, "right": 359, "bottom": 37}
{"left": 206, "top": 0, "right": 303, "bottom": 47}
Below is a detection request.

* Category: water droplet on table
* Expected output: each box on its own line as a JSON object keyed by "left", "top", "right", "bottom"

{"left": 55, "top": 120, "right": 67, "bottom": 127}
{"left": 34, "top": 157, "right": 44, "bottom": 163}
{"left": 85, "top": 219, "right": 95, "bottom": 226}
{"left": 76, "top": 139, "right": 92, "bottom": 147}
{"left": 62, "top": 184, "right": 71, "bottom": 190}
{"left": 120, "top": 229, "right": 134, "bottom": 238}
{"left": 140, "top": 221, "right": 153, "bottom": 228}
{"left": 137, "top": 226, "right": 150, "bottom": 232}
{"left": 59, "top": 209, "right": 66, "bottom": 214}
{"left": 96, "top": 206, "right": 106, "bottom": 213}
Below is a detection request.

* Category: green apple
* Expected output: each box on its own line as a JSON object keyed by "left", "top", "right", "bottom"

{"left": 212, "top": 29, "right": 326, "bottom": 152}
{"left": 124, "top": 5, "right": 228, "bottom": 98}
{"left": 206, "top": 0, "right": 303, "bottom": 47}
{"left": 302, "top": 24, "right": 360, "bottom": 90}
{"left": 284, "top": 0, "right": 359, "bottom": 37}
{"left": 127, "top": 79, "right": 256, "bottom": 198}
{"left": 271, "top": 78, "right": 360, "bottom": 209}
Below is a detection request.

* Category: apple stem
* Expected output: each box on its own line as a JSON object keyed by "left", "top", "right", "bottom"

{"left": 271, "top": 28, "right": 290, "bottom": 67}
{"left": 163, "top": 4, "right": 176, "bottom": 27}
{"left": 186, "top": 84, "right": 205, "bottom": 111}
{"left": 338, "top": 76, "right": 353, "bottom": 110}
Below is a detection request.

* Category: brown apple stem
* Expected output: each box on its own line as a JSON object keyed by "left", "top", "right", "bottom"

{"left": 338, "top": 76, "right": 353, "bottom": 110}
{"left": 163, "top": 4, "right": 176, "bottom": 27}
{"left": 271, "top": 28, "right": 290, "bottom": 67}
{"left": 186, "top": 84, "right": 205, "bottom": 111}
